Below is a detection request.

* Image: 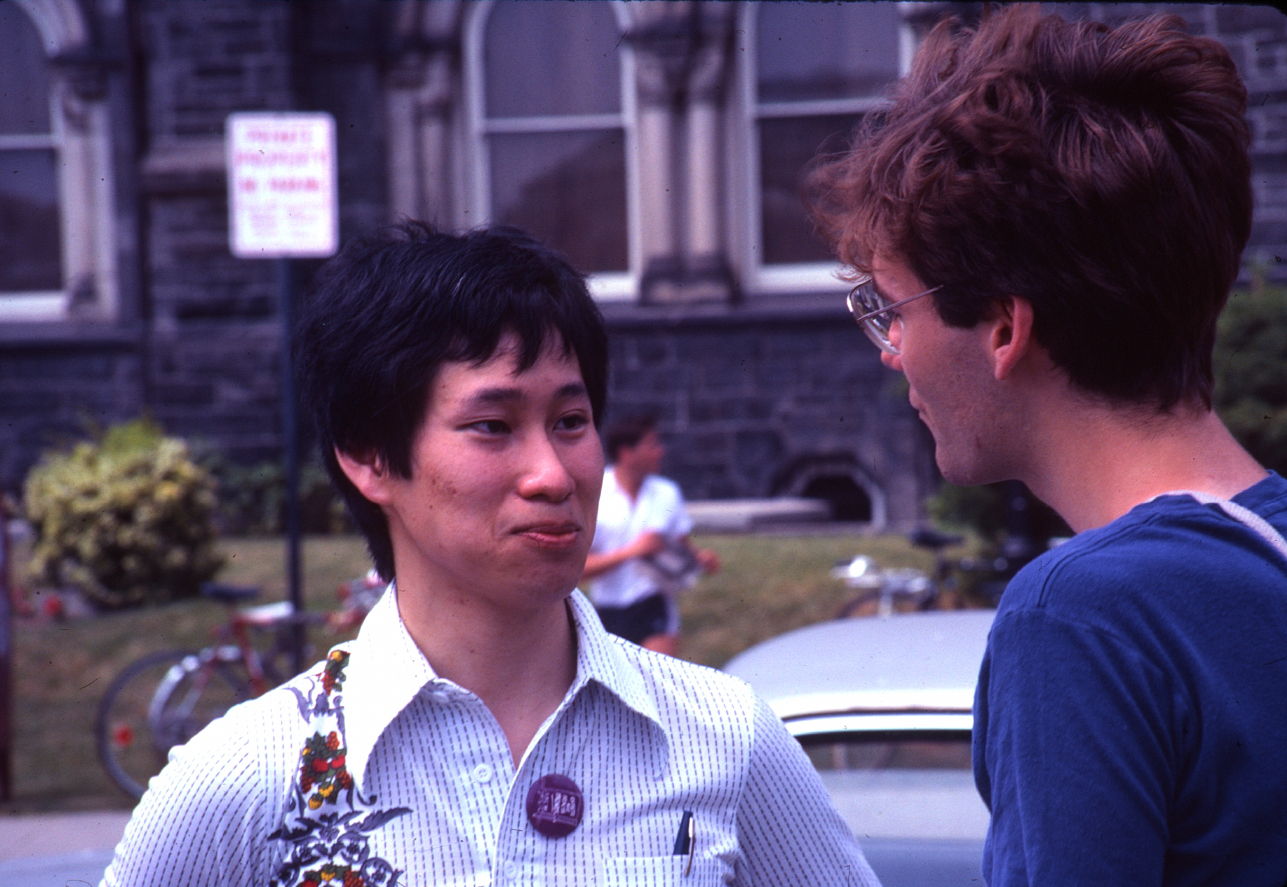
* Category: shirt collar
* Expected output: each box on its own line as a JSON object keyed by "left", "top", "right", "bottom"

{"left": 340, "top": 582, "right": 442, "bottom": 785}
{"left": 565, "top": 589, "right": 663, "bottom": 728}
{"left": 339, "top": 584, "right": 665, "bottom": 785}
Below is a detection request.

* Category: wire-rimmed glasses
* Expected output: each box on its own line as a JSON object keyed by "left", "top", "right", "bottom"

{"left": 846, "top": 275, "right": 942, "bottom": 355}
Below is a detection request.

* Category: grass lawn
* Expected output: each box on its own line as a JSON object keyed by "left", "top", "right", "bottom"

{"left": 4, "top": 529, "right": 968, "bottom": 812}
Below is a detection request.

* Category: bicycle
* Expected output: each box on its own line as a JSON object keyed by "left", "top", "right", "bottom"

{"left": 832, "top": 527, "right": 1030, "bottom": 618}
{"left": 95, "top": 571, "right": 382, "bottom": 799}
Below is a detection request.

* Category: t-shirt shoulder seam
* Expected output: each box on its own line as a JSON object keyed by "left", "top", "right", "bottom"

{"left": 991, "top": 605, "right": 1172, "bottom": 685}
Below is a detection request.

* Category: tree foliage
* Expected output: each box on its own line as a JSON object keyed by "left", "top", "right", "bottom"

{"left": 1214, "top": 285, "right": 1287, "bottom": 474}
{"left": 23, "top": 418, "right": 225, "bottom": 609}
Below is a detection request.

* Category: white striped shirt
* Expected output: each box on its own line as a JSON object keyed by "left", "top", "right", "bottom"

{"left": 102, "top": 587, "right": 879, "bottom": 886}
{"left": 588, "top": 469, "right": 694, "bottom": 608}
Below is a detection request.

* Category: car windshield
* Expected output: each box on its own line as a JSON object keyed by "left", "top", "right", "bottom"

{"left": 802, "top": 732, "right": 986, "bottom": 841}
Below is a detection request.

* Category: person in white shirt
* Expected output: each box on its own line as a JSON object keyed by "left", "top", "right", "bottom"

{"left": 583, "top": 414, "right": 720, "bottom": 656}
{"left": 101, "top": 222, "right": 879, "bottom": 887}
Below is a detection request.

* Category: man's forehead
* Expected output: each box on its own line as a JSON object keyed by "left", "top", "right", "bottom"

{"left": 486, "top": 334, "right": 580, "bottom": 376}
{"left": 435, "top": 341, "right": 585, "bottom": 396}
{"left": 869, "top": 253, "right": 924, "bottom": 289}
{"left": 473, "top": 328, "right": 571, "bottom": 365}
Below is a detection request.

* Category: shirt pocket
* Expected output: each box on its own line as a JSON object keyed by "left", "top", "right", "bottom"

{"left": 600, "top": 855, "right": 727, "bottom": 886}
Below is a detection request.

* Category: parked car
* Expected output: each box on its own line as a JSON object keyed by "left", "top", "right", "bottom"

{"left": 723, "top": 610, "right": 995, "bottom": 887}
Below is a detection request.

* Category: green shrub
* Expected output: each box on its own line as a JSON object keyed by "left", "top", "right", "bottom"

{"left": 22, "top": 418, "right": 225, "bottom": 610}
{"left": 926, "top": 480, "right": 1070, "bottom": 550}
{"left": 208, "top": 458, "right": 350, "bottom": 535}
{"left": 1215, "top": 284, "right": 1287, "bottom": 475}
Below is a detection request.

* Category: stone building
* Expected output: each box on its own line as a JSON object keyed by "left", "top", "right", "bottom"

{"left": 2, "top": 1, "right": 1284, "bottom": 528}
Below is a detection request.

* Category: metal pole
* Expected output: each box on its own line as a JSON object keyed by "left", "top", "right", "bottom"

{"left": 0, "top": 497, "right": 13, "bottom": 801}
{"left": 279, "top": 258, "right": 305, "bottom": 675}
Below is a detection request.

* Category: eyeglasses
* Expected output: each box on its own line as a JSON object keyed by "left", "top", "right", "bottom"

{"left": 846, "top": 275, "right": 942, "bottom": 355}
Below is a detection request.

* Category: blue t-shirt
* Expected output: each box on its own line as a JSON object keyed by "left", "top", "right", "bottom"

{"left": 973, "top": 471, "right": 1287, "bottom": 886}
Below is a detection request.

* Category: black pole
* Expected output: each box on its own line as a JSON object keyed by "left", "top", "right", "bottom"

{"left": 279, "top": 258, "right": 305, "bottom": 674}
{"left": 0, "top": 498, "right": 12, "bottom": 802}
{"left": 1002, "top": 479, "right": 1038, "bottom": 567}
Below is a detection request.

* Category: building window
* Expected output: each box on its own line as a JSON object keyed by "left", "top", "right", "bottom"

{"left": 738, "top": 2, "right": 908, "bottom": 294}
{"left": 465, "top": 0, "right": 637, "bottom": 299}
{"left": 0, "top": 2, "right": 63, "bottom": 309}
{"left": 0, "top": 0, "right": 117, "bottom": 325}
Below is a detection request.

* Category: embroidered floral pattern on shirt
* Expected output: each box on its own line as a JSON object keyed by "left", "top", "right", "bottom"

{"left": 269, "top": 649, "right": 411, "bottom": 887}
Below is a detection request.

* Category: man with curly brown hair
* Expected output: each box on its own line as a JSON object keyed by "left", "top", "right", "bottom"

{"left": 810, "top": 6, "right": 1287, "bottom": 885}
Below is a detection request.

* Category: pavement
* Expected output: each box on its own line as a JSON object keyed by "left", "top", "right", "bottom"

{"left": 0, "top": 810, "right": 129, "bottom": 887}
{"left": 686, "top": 497, "right": 830, "bottom": 532}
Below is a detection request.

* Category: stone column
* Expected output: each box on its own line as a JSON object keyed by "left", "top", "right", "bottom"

{"left": 634, "top": 57, "right": 679, "bottom": 298}
{"left": 625, "top": 5, "right": 696, "bottom": 304}
{"left": 627, "top": 3, "right": 736, "bottom": 304}
{"left": 51, "top": 51, "right": 114, "bottom": 317}
{"left": 385, "top": 2, "right": 461, "bottom": 225}
{"left": 682, "top": 9, "right": 735, "bottom": 303}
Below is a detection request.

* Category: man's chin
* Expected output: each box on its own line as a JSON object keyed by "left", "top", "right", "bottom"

{"left": 935, "top": 454, "right": 1006, "bottom": 489}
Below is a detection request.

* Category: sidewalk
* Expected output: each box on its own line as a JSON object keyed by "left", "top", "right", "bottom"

{"left": 0, "top": 810, "right": 129, "bottom": 886}
{"left": 0, "top": 809, "right": 129, "bottom": 860}
{"left": 687, "top": 497, "right": 830, "bottom": 532}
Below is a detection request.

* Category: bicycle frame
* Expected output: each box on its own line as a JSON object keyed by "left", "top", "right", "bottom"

{"left": 98, "top": 577, "right": 381, "bottom": 799}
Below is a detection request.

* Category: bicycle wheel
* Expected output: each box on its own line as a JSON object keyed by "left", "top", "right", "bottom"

{"left": 152, "top": 647, "right": 251, "bottom": 747}
{"left": 95, "top": 649, "right": 248, "bottom": 799}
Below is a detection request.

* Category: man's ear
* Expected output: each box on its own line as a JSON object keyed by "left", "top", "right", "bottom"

{"left": 989, "top": 296, "right": 1037, "bottom": 381}
{"left": 334, "top": 446, "right": 394, "bottom": 505}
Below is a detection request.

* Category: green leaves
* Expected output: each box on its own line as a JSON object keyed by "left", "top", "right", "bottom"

{"left": 1215, "top": 285, "right": 1287, "bottom": 475}
{"left": 22, "top": 418, "right": 226, "bottom": 610}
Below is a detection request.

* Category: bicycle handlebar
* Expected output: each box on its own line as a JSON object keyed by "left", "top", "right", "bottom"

{"left": 200, "top": 582, "right": 262, "bottom": 605}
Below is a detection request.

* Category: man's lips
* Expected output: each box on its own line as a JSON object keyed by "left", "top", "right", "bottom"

{"left": 514, "top": 522, "right": 582, "bottom": 547}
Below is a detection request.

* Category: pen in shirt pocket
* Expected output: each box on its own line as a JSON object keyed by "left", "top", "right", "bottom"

{"left": 672, "top": 810, "right": 695, "bottom": 876}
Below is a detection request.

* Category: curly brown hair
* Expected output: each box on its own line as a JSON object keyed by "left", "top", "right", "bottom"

{"left": 808, "top": 5, "right": 1251, "bottom": 411}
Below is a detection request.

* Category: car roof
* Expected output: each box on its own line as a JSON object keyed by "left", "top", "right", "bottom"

{"left": 723, "top": 610, "right": 995, "bottom": 722}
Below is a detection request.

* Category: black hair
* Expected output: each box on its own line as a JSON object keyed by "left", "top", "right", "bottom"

{"left": 604, "top": 413, "right": 659, "bottom": 461}
{"left": 294, "top": 221, "right": 609, "bottom": 580}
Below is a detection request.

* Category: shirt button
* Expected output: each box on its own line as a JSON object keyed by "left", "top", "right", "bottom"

{"left": 472, "top": 763, "right": 494, "bottom": 783}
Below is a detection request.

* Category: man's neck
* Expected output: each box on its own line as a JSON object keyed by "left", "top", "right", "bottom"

{"left": 1025, "top": 401, "right": 1265, "bottom": 533}
{"left": 395, "top": 583, "right": 578, "bottom": 765}
{"left": 613, "top": 462, "right": 647, "bottom": 500}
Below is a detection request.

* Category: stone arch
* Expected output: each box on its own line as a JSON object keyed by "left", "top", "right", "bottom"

{"left": 14, "top": 0, "right": 88, "bottom": 52}
{"left": 771, "top": 454, "right": 888, "bottom": 528}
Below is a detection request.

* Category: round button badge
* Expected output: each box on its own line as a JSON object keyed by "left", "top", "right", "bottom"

{"left": 525, "top": 773, "right": 584, "bottom": 838}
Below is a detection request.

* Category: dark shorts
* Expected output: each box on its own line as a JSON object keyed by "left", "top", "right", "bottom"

{"left": 596, "top": 593, "right": 668, "bottom": 645}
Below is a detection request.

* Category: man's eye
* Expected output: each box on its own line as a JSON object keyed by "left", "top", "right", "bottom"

{"left": 556, "top": 412, "right": 590, "bottom": 432}
{"left": 468, "top": 420, "right": 510, "bottom": 435}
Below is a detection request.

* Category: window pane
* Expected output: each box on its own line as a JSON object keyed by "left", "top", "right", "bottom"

{"left": 757, "top": 3, "right": 901, "bottom": 103}
{"left": 485, "top": 2, "right": 621, "bottom": 119}
{"left": 0, "top": 149, "right": 62, "bottom": 290}
{"left": 759, "top": 114, "right": 856, "bottom": 265}
{"left": 803, "top": 734, "right": 986, "bottom": 842}
{"left": 0, "top": 3, "right": 53, "bottom": 135}
{"left": 489, "top": 129, "right": 627, "bottom": 274}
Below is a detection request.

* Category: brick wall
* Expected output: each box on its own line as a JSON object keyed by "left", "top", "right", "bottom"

{"left": 0, "top": 338, "right": 141, "bottom": 491}
{"left": 602, "top": 304, "right": 938, "bottom": 526}
{"left": 134, "top": 1, "right": 294, "bottom": 465}
{"left": 1, "top": 1, "right": 1283, "bottom": 523}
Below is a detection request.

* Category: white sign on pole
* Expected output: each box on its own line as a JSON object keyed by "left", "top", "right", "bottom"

{"left": 227, "top": 112, "right": 338, "bottom": 258}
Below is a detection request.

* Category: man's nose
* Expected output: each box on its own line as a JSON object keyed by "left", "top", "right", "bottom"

{"left": 517, "top": 435, "right": 576, "bottom": 501}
